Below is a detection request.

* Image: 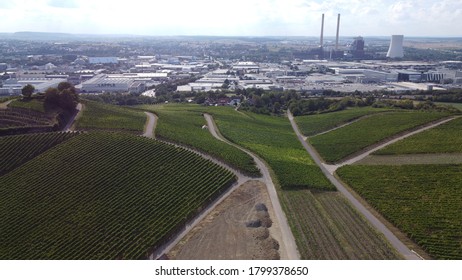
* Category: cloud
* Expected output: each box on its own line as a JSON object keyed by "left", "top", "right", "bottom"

{"left": 0, "top": 0, "right": 461, "bottom": 36}
{"left": 48, "top": 0, "right": 79, "bottom": 9}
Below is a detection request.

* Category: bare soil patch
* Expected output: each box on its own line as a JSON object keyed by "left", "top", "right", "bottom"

{"left": 167, "top": 180, "right": 281, "bottom": 260}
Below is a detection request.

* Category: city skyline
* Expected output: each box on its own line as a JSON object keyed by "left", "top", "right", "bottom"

{"left": 0, "top": 0, "right": 461, "bottom": 37}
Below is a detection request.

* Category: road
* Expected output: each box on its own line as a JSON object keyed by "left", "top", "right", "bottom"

{"left": 204, "top": 113, "right": 300, "bottom": 260}
{"left": 321, "top": 116, "right": 459, "bottom": 174}
{"left": 287, "top": 110, "right": 421, "bottom": 260}
{"left": 63, "top": 103, "right": 83, "bottom": 131}
{"left": 142, "top": 112, "right": 157, "bottom": 138}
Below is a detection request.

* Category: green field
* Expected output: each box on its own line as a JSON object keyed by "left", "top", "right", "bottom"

{"left": 309, "top": 111, "right": 450, "bottom": 163}
{"left": 0, "top": 132, "right": 236, "bottom": 259}
{"left": 76, "top": 100, "right": 146, "bottom": 133}
{"left": 295, "top": 107, "right": 391, "bottom": 136}
{"left": 337, "top": 164, "right": 462, "bottom": 260}
{"left": 8, "top": 99, "right": 46, "bottom": 113}
{"left": 375, "top": 117, "right": 462, "bottom": 155}
{"left": 202, "top": 106, "right": 334, "bottom": 191}
{"left": 434, "top": 102, "right": 462, "bottom": 111}
{"left": 0, "top": 132, "right": 78, "bottom": 175}
{"left": 140, "top": 104, "right": 260, "bottom": 177}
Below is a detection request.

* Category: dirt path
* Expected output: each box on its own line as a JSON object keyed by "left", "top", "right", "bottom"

{"left": 322, "top": 116, "right": 459, "bottom": 174}
{"left": 204, "top": 113, "right": 299, "bottom": 260}
{"left": 143, "top": 112, "right": 261, "bottom": 259}
{"left": 288, "top": 110, "right": 421, "bottom": 260}
{"left": 0, "top": 99, "right": 14, "bottom": 109}
{"left": 142, "top": 112, "right": 157, "bottom": 138}
{"left": 63, "top": 103, "right": 83, "bottom": 131}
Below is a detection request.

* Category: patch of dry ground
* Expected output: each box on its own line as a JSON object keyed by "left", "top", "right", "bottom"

{"left": 168, "top": 180, "right": 281, "bottom": 260}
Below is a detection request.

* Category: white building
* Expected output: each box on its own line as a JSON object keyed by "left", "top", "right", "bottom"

{"left": 89, "top": 57, "right": 119, "bottom": 64}
{"left": 0, "top": 78, "right": 67, "bottom": 95}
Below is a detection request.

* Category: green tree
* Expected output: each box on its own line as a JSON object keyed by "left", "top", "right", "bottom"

{"left": 44, "top": 87, "right": 60, "bottom": 108}
{"left": 21, "top": 84, "right": 35, "bottom": 99}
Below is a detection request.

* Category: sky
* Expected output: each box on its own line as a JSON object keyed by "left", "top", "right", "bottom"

{"left": 0, "top": 0, "right": 461, "bottom": 37}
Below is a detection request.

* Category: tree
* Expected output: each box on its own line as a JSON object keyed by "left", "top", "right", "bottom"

{"left": 44, "top": 87, "right": 60, "bottom": 108}
{"left": 21, "top": 84, "right": 35, "bottom": 99}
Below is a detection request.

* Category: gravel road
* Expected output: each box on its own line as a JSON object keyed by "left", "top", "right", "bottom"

{"left": 288, "top": 110, "right": 421, "bottom": 260}
{"left": 204, "top": 113, "right": 300, "bottom": 260}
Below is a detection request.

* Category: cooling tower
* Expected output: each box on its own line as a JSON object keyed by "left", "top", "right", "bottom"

{"left": 387, "top": 35, "right": 404, "bottom": 58}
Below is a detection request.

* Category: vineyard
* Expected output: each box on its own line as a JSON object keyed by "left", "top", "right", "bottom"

{"left": 337, "top": 164, "right": 462, "bottom": 259}
{"left": 0, "top": 132, "right": 236, "bottom": 259}
{"left": 76, "top": 100, "right": 146, "bottom": 133}
{"left": 374, "top": 117, "right": 462, "bottom": 155}
{"left": 0, "top": 132, "right": 78, "bottom": 175}
{"left": 140, "top": 104, "right": 260, "bottom": 177}
{"left": 295, "top": 107, "right": 391, "bottom": 136}
{"left": 199, "top": 106, "right": 334, "bottom": 191}
{"left": 0, "top": 106, "right": 57, "bottom": 134}
{"left": 280, "top": 190, "right": 399, "bottom": 259}
{"left": 309, "top": 111, "right": 450, "bottom": 163}
{"left": 8, "top": 99, "right": 47, "bottom": 113}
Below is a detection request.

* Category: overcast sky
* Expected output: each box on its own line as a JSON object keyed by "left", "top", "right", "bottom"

{"left": 0, "top": 0, "right": 461, "bottom": 37}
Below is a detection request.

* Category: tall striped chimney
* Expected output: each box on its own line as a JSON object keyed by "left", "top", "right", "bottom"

{"left": 335, "top": 14, "right": 341, "bottom": 50}
{"left": 320, "top": 13, "right": 325, "bottom": 48}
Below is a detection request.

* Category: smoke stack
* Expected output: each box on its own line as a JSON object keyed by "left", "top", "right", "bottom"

{"left": 335, "top": 13, "right": 340, "bottom": 50}
{"left": 320, "top": 13, "right": 324, "bottom": 48}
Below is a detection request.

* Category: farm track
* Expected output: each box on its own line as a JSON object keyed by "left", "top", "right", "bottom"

{"left": 203, "top": 113, "right": 299, "bottom": 260}
{"left": 64, "top": 103, "right": 83, "bottom": 131}
{"left": 288, "top": 110, "right": 421, "bottom": 260}
{"left": 321, "top": 116, "right": 460, "bottom": 174}
{"left": 143, "top": 112, "right": 261, "bottom": 259}
{"left": 0, "top": 100, "right": 14, "bottom": 109}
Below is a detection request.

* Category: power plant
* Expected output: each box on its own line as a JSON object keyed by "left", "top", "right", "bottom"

{"left": 318, "top": 13, "right": 343, "bottom": 59}
{"left": 387, "top": 35, "right": 404, "bottom": 58}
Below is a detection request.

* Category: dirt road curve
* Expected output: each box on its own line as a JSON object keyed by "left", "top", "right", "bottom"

{"left": 142, "top": 112, "right": 157, "bottom": 138}
{"left": 287, "top": 111, "right": 421, "bottom": 260}
{"left": 63, "top": 103, "right": 83, "bottom": 131}
{"left": 322, "top": 116, "right": 460, "bottom": 174}
{"left": 0, "top": 99, "right": 14, "bottom": 109}
{"left": 204, "top": 113, "right": 299, "bottom": 260}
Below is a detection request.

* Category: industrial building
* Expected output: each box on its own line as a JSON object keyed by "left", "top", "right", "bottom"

{"left": 89, "top": 57, "right": 119, "bottom": 64}
{"left": 0, "top": 78, "right": 67, "bottom": 95}
{"left": 80, "top": 74, "right": 147, "bottom": 94}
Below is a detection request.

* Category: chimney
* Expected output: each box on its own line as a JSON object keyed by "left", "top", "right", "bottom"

{"left": 320, "top": 13, "right": 324, "bottom": 48}
{"left": 335, "top": 13, "right": 340, "bottom": 50}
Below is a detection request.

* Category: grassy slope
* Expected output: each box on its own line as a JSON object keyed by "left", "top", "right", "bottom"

{"left": 337, "top": 164, "right": 462, "bottom": 260}
{"left": 0, "top": 132, "right": 235, "bottom": 259}
{"left": 139, "top": 104, "right": 260, "bottom": 177}
{"left": 295, "top": 107, "right": 391, "bottom": 136}
{"left": 8, "top": 99, "right": 46, "bottom": 113}
{"left": 76, "top": 100, "right": 146, "bottom": 133}
{"left": 310, "top": 111, "right": 450, "bottom": 163}
{"left": 375, "top": 117, "right": 462, "bottom": 155}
